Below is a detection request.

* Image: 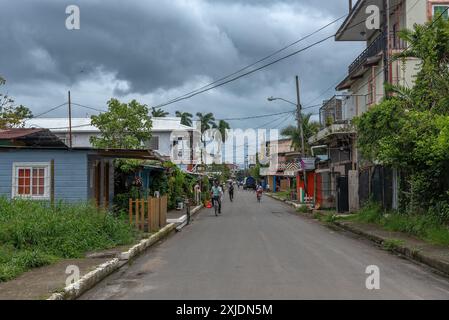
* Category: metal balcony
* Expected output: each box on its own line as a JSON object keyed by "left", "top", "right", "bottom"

{"left": 348, "top": 33, "right": 386, "bottom": 74}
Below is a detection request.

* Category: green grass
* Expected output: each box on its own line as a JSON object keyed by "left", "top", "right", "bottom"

{"left": 0, "top": 198, "right": 137, "bottom": 282}
{"left": 350, "top": 203, "right": 449, "bottom": 247}
{"left": 274, "top": 191, "right": 289, "bottom": 200}
{"left": 383, "top": 239, "right": 405, "bottom": 252}
{"left": 296, "top": 205, "right": 309, "bottom": 214}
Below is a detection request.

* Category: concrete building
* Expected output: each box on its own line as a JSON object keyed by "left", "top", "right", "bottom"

{"left": 309, "top": 0, "right": 447, "bottom": 212}
{"left": 25, "top": 117, "right": 199, "bottom": 163}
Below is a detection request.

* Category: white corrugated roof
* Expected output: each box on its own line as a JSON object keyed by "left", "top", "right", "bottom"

{"left": 25, "top": 117, "right": 197, "bottom": 133}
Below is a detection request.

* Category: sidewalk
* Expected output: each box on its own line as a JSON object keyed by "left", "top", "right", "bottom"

{"left": 334, "top": 220, "right": 449, "bottom": 276}
{"left": 0, "top": 246, "right": 132, "bottom": 300}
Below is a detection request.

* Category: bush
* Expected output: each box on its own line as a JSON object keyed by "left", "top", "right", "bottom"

{"left": 0, "top": 198, "right": 136, "bottom": 281}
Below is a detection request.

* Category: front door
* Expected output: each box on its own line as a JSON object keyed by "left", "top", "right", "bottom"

{"left": 337, "top": 176, "right": 349, "bottom": 213}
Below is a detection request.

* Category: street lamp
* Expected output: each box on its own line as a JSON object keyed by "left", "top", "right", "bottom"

{"left": 267, "top": 96, "right": 297, "bottom": 107}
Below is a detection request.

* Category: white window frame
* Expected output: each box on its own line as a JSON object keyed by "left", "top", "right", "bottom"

{"left": 12, "top": 162, "right": 51, "bottom": 200}
{"left": 433, "top": 4, "right": 449, "bottom": 19}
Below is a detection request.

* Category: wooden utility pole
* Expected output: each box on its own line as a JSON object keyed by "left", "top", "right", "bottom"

{"left": 68, "top": 91, "right": 73, "bottom": 148}
{"left": 295, "top": 76, "right": 305, "bottom": 158}
{"left": 295, "top": 76, "right": 307, "bottom": 197}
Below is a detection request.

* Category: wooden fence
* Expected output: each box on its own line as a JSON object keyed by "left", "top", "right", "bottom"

{"left": 128, "top": 195, "right": 168, "bottom": 232}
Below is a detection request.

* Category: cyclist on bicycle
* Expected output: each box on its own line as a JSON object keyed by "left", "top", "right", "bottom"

{"left": 211, "top": 181, "right": 223, "bottom": 214}
{"left": 256, "top": 184, "right": 263, "bottom": 202}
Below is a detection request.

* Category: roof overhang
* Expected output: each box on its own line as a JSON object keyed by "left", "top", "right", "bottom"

{"left": 336, "top": 0, "right": 384, "bottom": 41}
{"left": 0, "top": 145, "right": 164, "bottom": 161}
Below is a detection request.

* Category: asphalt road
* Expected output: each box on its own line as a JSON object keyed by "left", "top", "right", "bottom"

{"left": 81, "top": 190, "right": 449, "bottom": 300}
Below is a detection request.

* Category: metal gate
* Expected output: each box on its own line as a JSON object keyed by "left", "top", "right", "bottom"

{"left": 337, "top": 176, "right": 349, "bottom": 213}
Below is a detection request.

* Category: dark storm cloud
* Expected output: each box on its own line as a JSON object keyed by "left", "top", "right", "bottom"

{"left": 0, "top": 0, "right": 363, "bottom": 124}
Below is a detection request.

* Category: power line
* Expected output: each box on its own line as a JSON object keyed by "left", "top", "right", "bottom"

{"left": 152, "top": 34, "right": 336, "bottom": 109}
{"left": 152, "top": 3, "right": 405, "bottom": 110}
{"left": 154, "top": 14, "right": 348, "bottom": 109}
{"left": 26, "top": 102, "right": 68, "bottom": 120}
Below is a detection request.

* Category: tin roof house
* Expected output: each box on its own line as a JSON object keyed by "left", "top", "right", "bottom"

{"left": 0, "top": 128, "right": 162, "bottom": 207}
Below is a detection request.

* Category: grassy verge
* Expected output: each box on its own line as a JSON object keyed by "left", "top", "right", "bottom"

{"left": 346, "top": 203, "right": 449, "bottom": 247}
{"left": 0, "top": 198, "right": 137, "bottom": 282}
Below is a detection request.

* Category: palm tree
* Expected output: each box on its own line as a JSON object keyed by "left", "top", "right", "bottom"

{"left": 196, "top": 112, "right": 216, "bottom": 134}
{"left": 175, "top": 111, "right": 193, "bottom": 127}
{"left": 214, "top": 120, "right": 231, "bottom": 143}
{"left": 281, "top": 113, "right": 320, "bottom": 155}
{"left": 151, "top": 107, "right": 169, "bottom": 117}
{"left": 196, "top": 112, "right": 216, "bottom": 164}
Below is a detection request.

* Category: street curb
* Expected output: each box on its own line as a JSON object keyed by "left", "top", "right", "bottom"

{"left": 266, "top": 193, "right": 307, "bottom": 210}
{"left": 47, "top": 223, "right": 176, "bottom": 300}
{"left": 333, "top": 221, "right": 449, "bottom": 277}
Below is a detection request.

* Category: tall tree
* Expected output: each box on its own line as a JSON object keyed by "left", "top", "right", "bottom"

{"left": 196, "top": 112, "right": 216, "bottom": 164}
{"left": 0, "top": 76, "right": 33, "bottom": 129}
{"left": 280, "top": 113, "right": 320, "bottom": 155}
{"left": 175, "top": 111, "right": 193, "bottom": 127}
{"left": 196, "top": 112, "right": 216, "bottom": 134}
{"left": 151, "top": 107, "right": 169, "bottom": 117}
{"left": 214, "top": 120, "right": 231, "bottom": 143}
{"left": 90, "top": 99, "right": 152, "bottom": 149}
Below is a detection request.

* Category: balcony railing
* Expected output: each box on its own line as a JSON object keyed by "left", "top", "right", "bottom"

{"left": 348, "top": 33, "right": 386, "bottom": 74}
{"left": 319, "top": 95, "right": 357, "bottom": 128}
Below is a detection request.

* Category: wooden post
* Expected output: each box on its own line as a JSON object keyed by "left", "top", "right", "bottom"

{"left": 135, "top": 198, "right": 140, "bottom": 229}
{"left": 140, "top": 199, "right": 145, "bottom": 231}
{"left": 150, "top": 197, "right": 157, "bottom": 232}
{"left": 129, "top": 198, "right": 133, "bottom": 225}
{"left": 155, "top": 197, "right": 160, "bottom": 229}
{"left": 147, "top": 197, "right": 153, "bottom": 232}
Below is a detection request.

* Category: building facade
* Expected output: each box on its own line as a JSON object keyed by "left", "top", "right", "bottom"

{"left": 310, "top": 0, "right": 448, "bottom": 212}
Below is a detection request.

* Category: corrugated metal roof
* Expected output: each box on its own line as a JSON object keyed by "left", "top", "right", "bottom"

{"left": 0, "top": 128, "right": 44, "bottom": 139}
{"left": 24, "top": 117, "right": 198, "bottom": 133}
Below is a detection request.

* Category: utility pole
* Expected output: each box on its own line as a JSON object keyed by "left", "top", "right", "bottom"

{"left": 68, "top": 91, "right": 73, "bottom": 148}
{"left": 295, "top": 76, "right": 307, "bottom": 197}
{"left": 295, "top": 76, "right": 305, "bottom": 158}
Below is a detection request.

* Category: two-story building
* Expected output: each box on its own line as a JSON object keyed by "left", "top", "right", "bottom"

{"left": 310, "top": 0, "right": 447, "bottom": 212}
{"left": 25, "top": 117, "right": 199, "bottom": 167}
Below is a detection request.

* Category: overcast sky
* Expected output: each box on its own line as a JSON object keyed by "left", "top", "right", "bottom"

{"left": 0, "top": 0, "right": 364, "bottom": 129}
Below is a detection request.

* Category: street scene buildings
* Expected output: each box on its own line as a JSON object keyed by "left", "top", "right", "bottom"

{"left": 1, "top": 0, "right": 449, "bottom": 302}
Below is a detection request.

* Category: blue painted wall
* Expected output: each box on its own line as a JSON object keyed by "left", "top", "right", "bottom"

{"left": 0, "top": 149, "right": 89, "bottom": 202}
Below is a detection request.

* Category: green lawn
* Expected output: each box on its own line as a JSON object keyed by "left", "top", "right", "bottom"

{"left": 0, "top": 198, "right": 137, "bottom": 282}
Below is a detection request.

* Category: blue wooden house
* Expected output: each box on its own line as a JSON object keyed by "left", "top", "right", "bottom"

{"left": 0, "top": 128, "right": 162, "bottom": 207}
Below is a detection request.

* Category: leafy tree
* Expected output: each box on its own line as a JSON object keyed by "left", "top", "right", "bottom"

{"left": 393, "top": 17, "right": 449, "bottom": 114}
{"left": 0, "top": 76, "right": 33, "bottom": 129}
{"left": 280, "top": 113, "right": 320, "bottom": 155}
{"left": 175, "top": 111, "right": 193, "bottom": 127}
{"left": 90, "top": 98, "right": 152, "bottom": 149}
{"left": 151, "top": 107, "right": 169, "bottom": 117}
